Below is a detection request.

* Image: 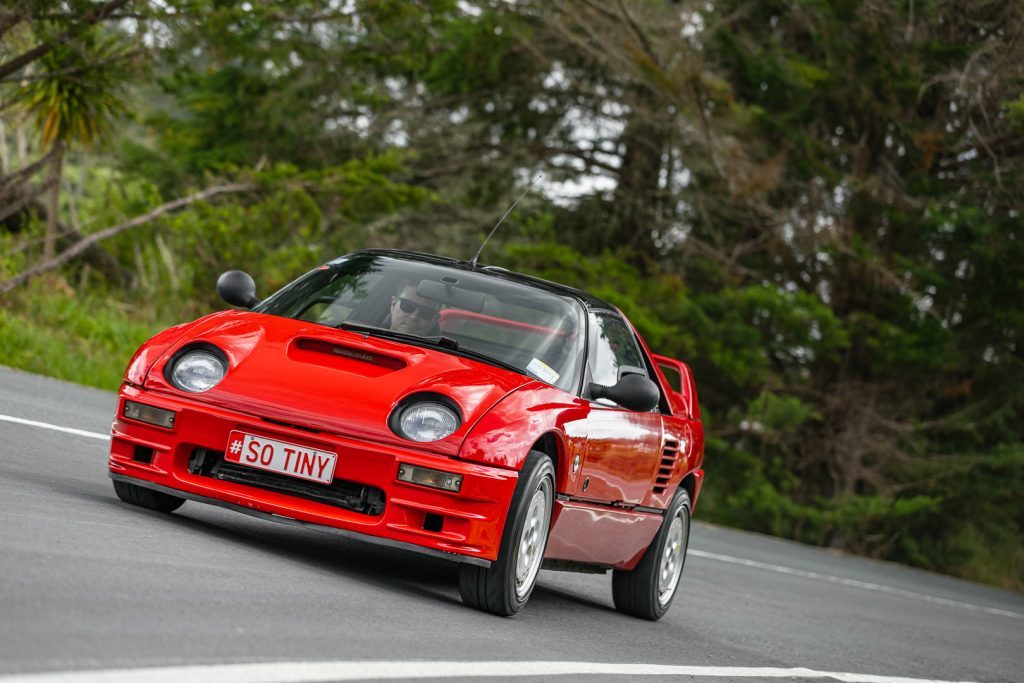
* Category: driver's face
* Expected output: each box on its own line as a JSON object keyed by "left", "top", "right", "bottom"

{"left": 390, "top": 285, "right": 439, "bottom": 336}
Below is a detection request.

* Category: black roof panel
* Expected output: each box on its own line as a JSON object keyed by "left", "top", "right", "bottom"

{"left": 344, "top": 248, "right": 616, "bottom": 311}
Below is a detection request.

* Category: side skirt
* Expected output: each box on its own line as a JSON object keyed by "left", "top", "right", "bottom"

{"left": 555, "top": 493, "right": 666, "bottom": 516}
{"left": 541, "top": 558, "right": 609, "bottom": 574}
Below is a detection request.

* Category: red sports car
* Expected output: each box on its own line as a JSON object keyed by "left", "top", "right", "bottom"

{"left": 108, "top": 249, "right": 704, "bottom": 619}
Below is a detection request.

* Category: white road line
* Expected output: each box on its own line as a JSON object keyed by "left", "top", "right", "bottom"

{"left": 0, "top": 414, "right": 109, "bottom": 441}
{"left": 0, "top": 661, "right": 989, "bottom": 683}
{"left": 689, "top": 549, "right": 1022, "bottom": 619}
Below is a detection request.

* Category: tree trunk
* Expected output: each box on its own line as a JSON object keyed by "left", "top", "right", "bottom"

{"left": 43, "top": 141, "right": 64, "bottom": 262}
{"left": 0, "top": 116, "right": 9, "bottom": 174}
{"left": 29, "top": 196, "right": 135, "bottom": 286}
{"left": 612, "top": 88, "right": 668, "bottom": 266}
{"left": 15, "top": 109, "right": 27, "bottom": 167}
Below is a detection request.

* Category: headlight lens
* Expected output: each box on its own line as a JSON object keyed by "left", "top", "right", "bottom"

{"left": 397, "top": 402, "right": 460, "bottom": 442}
{"left": 170, "top": 349, "right": 226, "bottom": 392}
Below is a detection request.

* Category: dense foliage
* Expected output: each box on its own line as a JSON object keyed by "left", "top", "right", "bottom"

{"left": 1, "top": 0, "right": 1021, "bottom": 589}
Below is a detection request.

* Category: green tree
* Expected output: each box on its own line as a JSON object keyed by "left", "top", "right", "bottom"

{"left": 1, "top": 0, "right": 1020, "bottom": 588}
{"left": 16, "top": 28, "right": 134, "bottom": 261}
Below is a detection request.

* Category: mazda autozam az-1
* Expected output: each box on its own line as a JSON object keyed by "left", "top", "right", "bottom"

{"left": 108, "top": 249, "right": 704, "bottom": 619}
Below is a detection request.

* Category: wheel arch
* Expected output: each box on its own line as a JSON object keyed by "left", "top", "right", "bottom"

{"left": 529, "top": 431, "right": 568, "bottom": 493}
{"left": 458, "top": 382, "right": 589, "bottom": 484}
{"left": 677, "top": 469, "right": 704, "bottom": 510}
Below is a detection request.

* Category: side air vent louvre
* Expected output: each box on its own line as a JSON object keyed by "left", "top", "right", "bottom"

{"left": 652, "top": 438, "right": 681, "bottom": 494}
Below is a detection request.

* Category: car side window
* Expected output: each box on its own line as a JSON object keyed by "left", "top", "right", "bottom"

{"left": 588, "top": 312, "right": 648, "bottom": 388}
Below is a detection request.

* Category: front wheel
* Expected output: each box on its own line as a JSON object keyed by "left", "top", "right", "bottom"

{"left": 612, "top": 487, "right": 691, "bottom": 620}
{"left": 112, "top": 480, "right": 185, "bottom": 513}
{"left": 459, "top": 450, "right": 554, "bottom": 616}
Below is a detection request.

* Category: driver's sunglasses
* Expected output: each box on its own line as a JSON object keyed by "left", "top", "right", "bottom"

{"left": 398, "top": 297, "right": 439, "bottom": 320}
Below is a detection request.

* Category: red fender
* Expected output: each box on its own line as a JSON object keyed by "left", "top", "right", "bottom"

{"left": 459, "top": 382, "right": 591, "bottom": 494}
{"left": 123, "top": 312, "right": 238, "bottom": 386}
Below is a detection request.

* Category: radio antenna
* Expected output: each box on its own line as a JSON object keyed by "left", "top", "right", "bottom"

{"left": 471, "top": 173, "right": 543, "bottom": 267}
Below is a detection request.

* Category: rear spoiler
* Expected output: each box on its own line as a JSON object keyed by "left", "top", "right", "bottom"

{"left": 652, "top": 354, "right": 700, "bottom": 421}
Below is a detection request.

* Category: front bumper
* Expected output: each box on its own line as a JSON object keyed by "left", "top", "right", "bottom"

{"left": 108, "top": 385, "right": 519, "bottom": 565}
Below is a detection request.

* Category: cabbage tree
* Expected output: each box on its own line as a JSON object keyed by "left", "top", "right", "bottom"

{"left": 17, "top": 29, "right": 133, "bottom": 262}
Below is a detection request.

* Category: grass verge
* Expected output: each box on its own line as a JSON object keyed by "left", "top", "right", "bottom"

{"left": 0, "top": 279, "right": 165, "bottom": 391}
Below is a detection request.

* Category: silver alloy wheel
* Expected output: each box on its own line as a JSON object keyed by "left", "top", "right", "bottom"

{"left": 514, "top": 479, "right": 551, "bottom": 600}
{"left": 657, "top": 511, "right": 687, "bottom": 607}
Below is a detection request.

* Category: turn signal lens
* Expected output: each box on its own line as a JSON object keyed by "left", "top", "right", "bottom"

{"left": 397, "top": 464, "right": 463, "bottom": 492}
{"left": 123, "top": 401, "right": 176, "bottom": 428}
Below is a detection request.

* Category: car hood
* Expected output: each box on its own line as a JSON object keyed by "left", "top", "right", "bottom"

{"left": 144, "top": 311, "right": 532, "bottom": 455}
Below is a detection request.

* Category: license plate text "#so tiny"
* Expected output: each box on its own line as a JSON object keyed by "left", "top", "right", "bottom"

{"left": 225, "top": 430, "right": 338, "bottom": 485}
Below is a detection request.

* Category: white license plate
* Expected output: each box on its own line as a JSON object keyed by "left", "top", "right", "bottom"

{"left": 225, "top": 430, "right": 338, "bottom": 485}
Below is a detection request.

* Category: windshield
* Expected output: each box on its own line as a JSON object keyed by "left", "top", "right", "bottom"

{"left": 254, "top": 253, "right": 586, "bottom": 392}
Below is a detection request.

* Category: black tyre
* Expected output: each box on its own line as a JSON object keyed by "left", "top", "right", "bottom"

{"left": 459, "top": 450, "right": 555, "bottom": 616}
{"left": 112, "top": 480, "right": 185, "bottom": 513}
{"left": 612, "top": 487, "right": 691, "bottom": 620}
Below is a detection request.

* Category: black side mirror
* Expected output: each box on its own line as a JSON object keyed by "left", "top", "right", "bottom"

{"left": 588, "top": 373, "right": 660, "bottom": 412}
{"left": 217, "top": 270, "right": 260, "bottom": 309}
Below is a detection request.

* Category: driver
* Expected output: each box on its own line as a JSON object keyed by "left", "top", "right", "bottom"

{"left": 389, "top": 284, "right": 440, "bottom": 336}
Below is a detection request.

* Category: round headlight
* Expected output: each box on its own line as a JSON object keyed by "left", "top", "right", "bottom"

{"left": 398, "top": 402, "right": 460, "bottom": 442}
{"left": 170, "top": 349, "right": 226, "bottom": 393}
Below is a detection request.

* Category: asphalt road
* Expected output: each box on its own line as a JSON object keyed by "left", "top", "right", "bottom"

{"left": 0, "top": 365, "right": 1021, "bottom": 683}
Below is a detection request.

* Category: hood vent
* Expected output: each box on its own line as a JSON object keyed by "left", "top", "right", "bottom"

{"left": 652, "top": 438, "right": 681, "bottom": 494}
{"left": 293, "top": 337, "right": 407, "bottom": 374}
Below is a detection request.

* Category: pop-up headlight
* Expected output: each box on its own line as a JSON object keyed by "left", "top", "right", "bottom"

{"left": 168, "top": 348, "right": 227, "bottom": 393}
{"left": 394, "top": 401, "right": 460, "bottom": 442}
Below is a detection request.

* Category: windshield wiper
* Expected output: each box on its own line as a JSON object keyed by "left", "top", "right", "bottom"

{"left": 334, "top": 321, "right": 453, "bottom": 347}
{"left": 419, "top": 336, "right": 525, "bottom": 375}
{"left": 333, "top": 322, "right": 523, "bottom": 375}
{"left": 333, "top": 321, "right": 388, "bottom": 336}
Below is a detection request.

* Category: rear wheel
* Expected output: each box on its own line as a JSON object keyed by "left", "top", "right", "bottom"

{"left": 112, "top": 480, "right": 185, "bottom": 513}
{"left": 459, "top": 450, "right": 554, "bottom": 616}
{"left": 612, "top": 487, "right": 691, "bottom": 620}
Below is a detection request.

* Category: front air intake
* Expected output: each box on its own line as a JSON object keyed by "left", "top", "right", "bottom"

{"left": 187, "top": 448, "right": 385, "bottom": 516}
